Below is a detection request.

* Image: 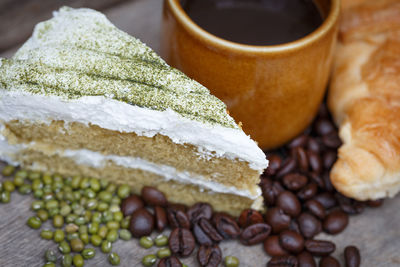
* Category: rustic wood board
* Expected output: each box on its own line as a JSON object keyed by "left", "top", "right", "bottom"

{"left": 0, "top": 0, "right": 400, "bottom": 266}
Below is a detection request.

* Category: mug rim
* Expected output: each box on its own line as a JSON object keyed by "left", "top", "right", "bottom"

{"left": 166, "top": 0, "right": 340, "bottom": 53}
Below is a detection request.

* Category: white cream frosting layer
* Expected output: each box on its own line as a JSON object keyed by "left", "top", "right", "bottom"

{"left": 0, "top": 90, "right": 268, "bottom": 172}
{"left": 0, "top": 132, "right": 260, "bottom": 199}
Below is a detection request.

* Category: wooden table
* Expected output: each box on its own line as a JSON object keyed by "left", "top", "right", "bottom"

{"left": 0, "top": 0, "right": 399, "bottom": 266}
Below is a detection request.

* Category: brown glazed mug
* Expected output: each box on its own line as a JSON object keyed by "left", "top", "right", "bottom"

{"left": 161, "top": 0, "right": 340, "bottom": 149}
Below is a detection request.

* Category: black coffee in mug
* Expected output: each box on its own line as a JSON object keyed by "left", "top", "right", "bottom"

{"left": 181, "top": 0, "right": 323, "bottom": 46}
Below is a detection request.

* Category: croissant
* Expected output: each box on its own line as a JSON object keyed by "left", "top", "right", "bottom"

{"left": 328, "top": 0, "right": 400, "bottom": 200}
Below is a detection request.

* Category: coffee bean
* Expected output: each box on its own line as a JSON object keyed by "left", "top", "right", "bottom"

{"left": 282, "top": 173, "right": 308, "bottom": 191}
{"left": 141, "top": 186, "right": 167, "bottom": 207}
{"left": 315, "top": 119, "right": 335, "bottom": 136}
{"left": 307, "top": 138, "right": 321, "bottom": 153}
{"left": 297, "top": 183, "right": 318, "bottom": 201}
{"left": 366, "top": 199, "right": 384, "bottom": 208}
{"left": 289, "top": 219, "right": 301, "bottom": 234}
{"left": 279, "top": 230, "right": 304, "bottom": 254}
{"left": 322, "top": 132, "right": 341, "bottom": 149}
{"left": 187, "top": 203, "right": 213, "bottom": 223}
{"left": 288, "top": 135, "right": 308, "bottom": 149}
{"left": 212, "top": 213, "right": 240, "bottom": 239}
{"left": 307, "top": 151, "right": 322, "bottom": 174}
{"left": 169, "top": 228, "right": 195, "bottom": 257}
{"left": 238, "top": 209, "right": 264, "bottom": 228}
{"left": 298, "top": 213, "right": 322, "bottom": 239}
{"left": 261, "top": 178, "right": 276, "bottom": 206}
{"left": 322, "top": 150, "right": 336, "bottom": 170}
{"left": 193, "top": 218, "right": 223, "bottom": 245}
{"left": 264, "top": 235, "right": 289, "bottom": 257}
{"left": 129, "top": 208, "right": 154, "bottom": 238}
{"left": 240, "top": 223, "right": 271, "bottom": 245}
{"left": 276, "top": 157, "right": 297, "bottom": 177}
{"left": 265, "top": 154, "right": 283, "bottom": 176}
{"left": 323, "top": 210, "right": 349, "bottom": 234}
{"left": 344, "top": 246, "right": 361, "bottom": 267}
{"left": 167, "top": 206, "right": 190, "bottom": 229}
{"left": 265, "top": 207, "right": 291, "bottom": 234}
{"left": 295, "top": 147, "right": 309, "bottom": 172}
{"left": 277, "top": 191, "right": 301, "bottom": 217}
{"left": 304, "top": 200, "right": 326, "bottom": 220}
{"left": 154, "top": 206, "right": 168, "bottom": 232}
{"left": 168, "top": 203, "right": 187, "bottom": 213}
{"left": 319, "top": 256, "right": 340, "bottom": 267}
{"left": 158, "top": 256, "right": 182, "bottom": 267}
{"left": 197, "top": 244, "right": 222, "bottom": 267}
{"left": 267, "top": 255, "right": 299, "bottom": 267}
{"left": 309, "top": 172, "right": 325, "bottom": 189}
{"left": 297, "top": 251, "right": 316, "bottom": 267}
{"left": 313, "top": 193, "right": 337, "bottom": 209}
{"left": 335, "top": 194, "right": 364, "bottom": 215}
{"left": 321, "top": 172, "right": 334, "bottom": 192}
{"left": 304, "top": 239, "right": 336, "bottom": 256}
{"left": 121, "top": 195, "right": 144, "bottom": 216}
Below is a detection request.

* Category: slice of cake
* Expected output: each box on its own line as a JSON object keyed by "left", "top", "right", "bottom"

{"left": 0, "top": 7, "right": 268, "bottom": 215}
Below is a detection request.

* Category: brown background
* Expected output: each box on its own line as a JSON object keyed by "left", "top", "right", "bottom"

{"left": 0, "top": 0, "right": 400, "bottom": 266}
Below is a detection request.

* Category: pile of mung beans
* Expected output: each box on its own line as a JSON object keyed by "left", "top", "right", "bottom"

{"left": 1, "top": 165, "right": 134, "bottom": 267}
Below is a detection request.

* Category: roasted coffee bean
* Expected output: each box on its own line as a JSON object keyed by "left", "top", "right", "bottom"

{"left": 265, "top": 207, "right": 291, "bottom": 234}
{"left": 197, "top": 244, "right": 222, "bottom": 267}
{"left": 297, "top": 251, "right": 316, "bottom": 267}
{"left": 282, "top": 173, "right": 308, "bottom": 191}
{"left": 265, "top": 154, "right": 283, "bottom": 176}
{"left": 298, "top": 213, "right": 322, "bottom": 239}
{"left": 261, "top": 178, "right": 276, "bottom": 206}
{"left": 169, "top": 228, "right": 195, "bottom": 257}
{"left": 141, "top": 186, "right": 167, "bottom": 207}
{"left": 279, "top": 230, "right": 304, "bottom": 254}
{"left": 168, "top": 203, "right": 187, "bottom": 213}
{"left": 264, "top": 235, "right": 289, "bottom": 257}
{"left": 313, "top": 193, "right": 337, "bottom": 209}
{"left": 319, "top": 256, "right": 340, "bottom": 267}
{"left": 154, "top": 206, "right": 168, "bottom": 232}
{"left": 121, "top": 195, "right": 144, "bottom": 216}
{"left": 212, "top": 213, "right": 240, "bottom": 239}
{"left": 335, "top": 194, "right": 364, "bottom": 215}
{"left": 129, "top": 208, "right": 154, "bottom": 238}
{"left": 304, "top": 200, "right": 326, "bottom": 220}
{"left": 267, "top": 255, "right": 298, "bottom": 267}
{"left": 322, "top": 172, "right": 334, "bottom": 192}
{"left": 276, "top": 157, "right": 297, "bottom": 177}
{"left": 304, "top": 239, "right": 336, "bottom": 256}
{"left": 366, "top": 199, "right": 384, "bottom": 208}
{"left": 238, "top": 209, "right": 264, "bottom": 228}
{"left": 277, "top": 191, "right": 301, "bottom": 217}
{"left": 307, "top": 151, "right": 322, "bottom": 174}
{"left": 315, "top": 119, "right": 335, "bottom": 136}
{"left": 167, "top": 206, "right": 190, "bottom": 229}
{"left": 322, "top": 132, "right": 341, "bottom": 149}
{"left": 288, "top": 135, "right": 308, "bottom": 149}
{"left": 322, "top": 150, "right": 337, "bottom": 170}
{"left": 240, "top": 223, "right": 271, "bottom": 245}
{"left": 323, "top": 210, "right": 349, "bottom": 234}
{"left": 295, "top": 147, "right": 309, "bottom": 172}
{"left": 187, "top": 203, "right": 213, "bottom": 223}
{"left": 344, "top": 246, "right": 361, "bottom": 267}
{"left": 193, "top": 218, "right": 223, "bottom": 245}
{"left": 158, "top": 255, "right": 182, "bottom": 267}
{"left": 307, "top": 138, "right": 321, "bottom": 153}
{"left": 309, "top": 172, "right": 325, "bottom": 189}
{"left": 289, "top": 219, "right": 301, "bottom": 234}
{"left": 297, "top": 183, "right": 318, "bottom": 201}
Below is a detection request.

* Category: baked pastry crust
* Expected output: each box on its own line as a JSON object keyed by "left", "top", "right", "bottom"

{"left": 328, "top": 0, "right": 400, "bottom": 200}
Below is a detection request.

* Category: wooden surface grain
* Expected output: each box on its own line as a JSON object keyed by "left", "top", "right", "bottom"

{"left": 0, "top": 0, "right": 400, "bottom": 266}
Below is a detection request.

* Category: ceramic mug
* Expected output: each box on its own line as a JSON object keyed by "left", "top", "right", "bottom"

{"left": 161, "top": 0, "right": 340, "bottom": 149}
